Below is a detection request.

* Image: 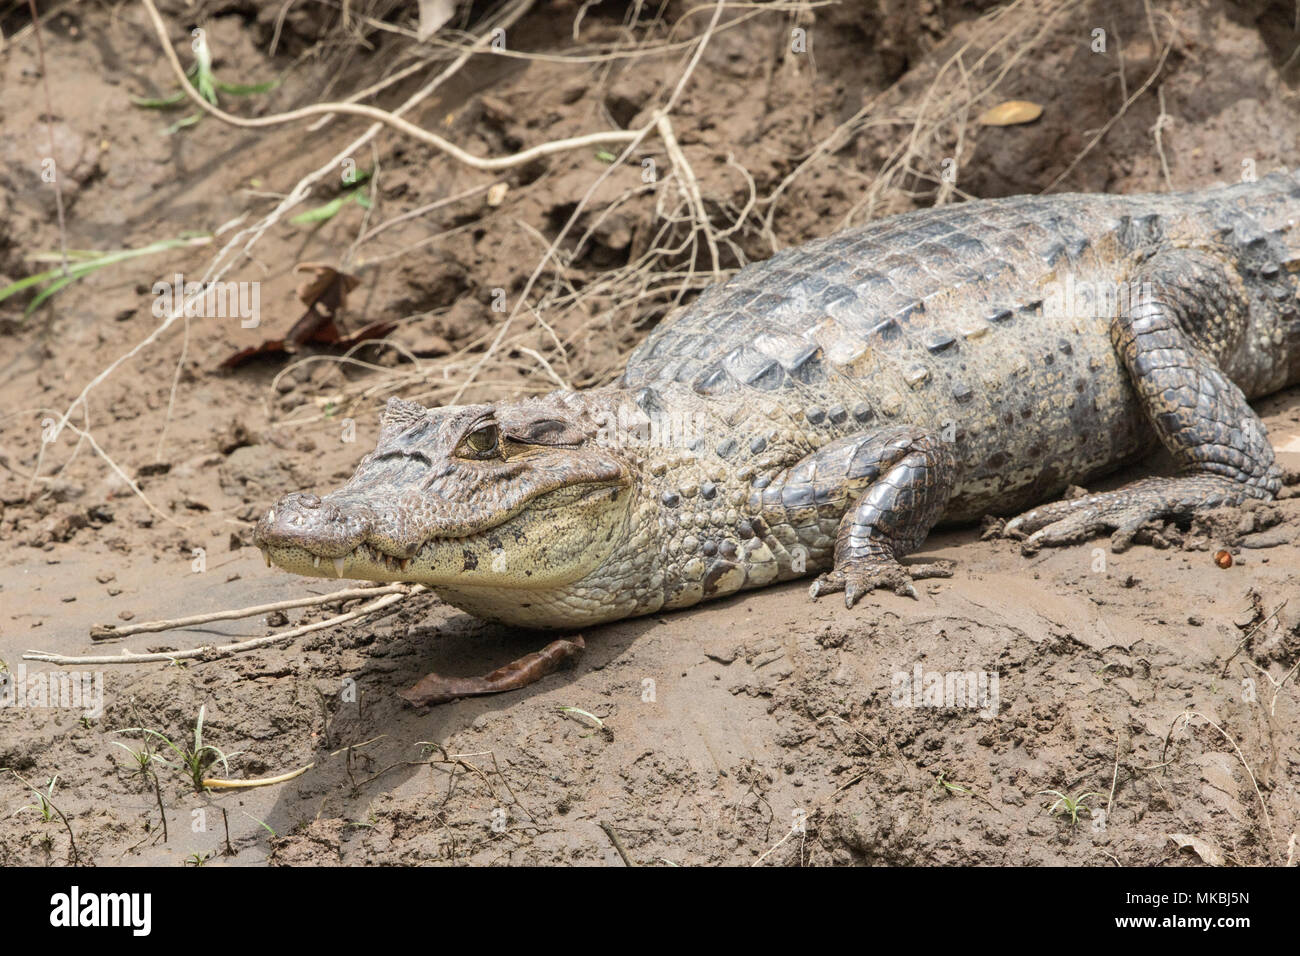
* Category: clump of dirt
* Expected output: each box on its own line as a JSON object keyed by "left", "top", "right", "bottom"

{"left": 2, "top": 0, "right": 1299, "bottom": 866}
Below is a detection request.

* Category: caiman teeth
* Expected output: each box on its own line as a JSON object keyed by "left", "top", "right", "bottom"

{"left": 312, "top": 556, "right": 321, "bottom": 568}
{"left": 261, "top": 547, "right": 271, "bottom": 568}
{"left": 332, "top": 557, "right": 346, "bottom": 577}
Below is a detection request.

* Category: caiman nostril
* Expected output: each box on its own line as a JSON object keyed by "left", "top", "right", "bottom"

{"left": 299, "top": 494, "right": 322, "bottom": 508}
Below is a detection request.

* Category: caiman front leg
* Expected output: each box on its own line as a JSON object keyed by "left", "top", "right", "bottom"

{"left": 1006, "top": 250, "right": 1282, "bottom": 552}
{"left": 758, "top": 426, "right": 956, "bottom": 607}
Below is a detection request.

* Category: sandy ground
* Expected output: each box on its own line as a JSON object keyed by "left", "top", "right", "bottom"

{"left": 2, "top": 0, "right": 1299, "bottom": 866}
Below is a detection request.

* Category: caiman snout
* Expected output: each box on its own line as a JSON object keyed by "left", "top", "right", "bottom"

{"left": 253, "top": 491, "right": 374, "bottom": 559}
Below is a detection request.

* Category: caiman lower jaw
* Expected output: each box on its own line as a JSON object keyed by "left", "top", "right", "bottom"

{"left": 260, "top": 478, "right": 634, "bottom": 589}
{"left": 259, "top": 532, "right": 504, "bottom": 583}
{"left": 258, "top": 539, "right": 419, "bottom": 580}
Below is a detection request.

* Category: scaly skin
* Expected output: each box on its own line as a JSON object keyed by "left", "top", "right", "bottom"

{"left": 255, "top": 172, "right": 1300, "bottom": 630}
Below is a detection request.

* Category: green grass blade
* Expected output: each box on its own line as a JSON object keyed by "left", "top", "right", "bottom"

{"left": 163, "top": 113, "right": 202, "bottom": 135}
{"left": 24, "top": 275, "right": 77, "bottom": 315}
{"left": 196, "top": 71, "right": 218, "bottom": 106}
{"left": 290, "top": 195, "right": 349, "bottom": 224}
{"left": 216, "top": 79, "right": 280, "bottom": 96}
{"left": 0, "top": 267, "right": 67, "bottom": 303}
{"left": 26, "top": 250, "right": 115, "bottom": 264}
{"left": 3, "top": 235, "right": 212, "bottom": 316}
{"left": 131, "top": 90, "right": 188, "bottom": 109}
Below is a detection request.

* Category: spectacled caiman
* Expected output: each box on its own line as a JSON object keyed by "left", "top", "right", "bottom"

{"left": 254, "top": 172, "right": 1300, "bottom": 701}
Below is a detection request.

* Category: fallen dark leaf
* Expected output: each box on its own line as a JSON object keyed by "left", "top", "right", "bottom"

{"left": 285, "top": 262, "right": 362, "bottom": 345}
{"left": 219, "top": 262, "right": 387, "bottom": 370}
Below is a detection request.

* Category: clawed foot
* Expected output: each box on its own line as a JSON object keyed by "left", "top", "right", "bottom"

{"left": 1004, "top": 487, "right": 1169, "bottom": 554}
{"left": 809, "top": 558, "right": 954, "bottom": 607}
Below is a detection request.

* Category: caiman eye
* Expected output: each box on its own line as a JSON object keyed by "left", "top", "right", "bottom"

{"left": 461, "top": 423, "right": 502, "bottom": 460}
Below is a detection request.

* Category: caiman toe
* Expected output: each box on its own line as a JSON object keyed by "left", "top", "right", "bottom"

{"left": 809, "top": 558, "right": 953, "bottom": 607}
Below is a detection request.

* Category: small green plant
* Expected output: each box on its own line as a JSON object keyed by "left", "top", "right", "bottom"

{"left": 0, "top": 235, "right": 210, "bottom": 317}
{"left": 132, "top": 29, "right": 278, "bottom": 134}
{"left": 13, "top": 775, "right": 59, "bottom": 822}
{"left": 112, "top": 735, "right": 171, "bottom": 842}
{"left": 290, "top": 169, "right": 373, "bottom": 225}
{"left": 241, "top": 810, "right": 277, "bottom": 838}
{"left": 345, "top": 804, "right": 379, "bottom": 830}
{"left": 112, "top": 705, "right": 242, "bottom": 791}
{"left": 184, "top": 851, "right": 210, "bottom": 867}
{"left": 6, "top": 770, "right": 81, "bottom": 863}
{"left": 1038, "top": 788, "right": 1104, "bottom": 825}
{"left": 111, "top": 740, "right": 162, "bottom": 776}
{"left": 937, "top": 770, "right": 970, "bottom": 795}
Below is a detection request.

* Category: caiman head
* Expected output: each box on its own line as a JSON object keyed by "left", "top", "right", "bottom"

{"left": 253, "top": 394, "right": 636, "bottom": 622}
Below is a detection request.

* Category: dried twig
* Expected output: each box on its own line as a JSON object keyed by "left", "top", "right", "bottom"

{"left": 1106, "top": 736, "right": 1122, "bottom": 818}
{"left": 203, "top": 764, "right": 312, "bottom": 790}
{"left": 25, "top": 586, "right": 424, "bottom": 666}
{"left": 1040, "top": 2, "right": 1173, "bottom": 193}
{"left": 1220, "top": 599, "right": 1287, "bottom": 678}
{"left": 90, "top": 584, "right": 412, "bottom": 641}
{"left": 600, "top": 821, "right": 638, "bottom": 866}
{"left": 32, "top": 0, "right": 531, "bottom": 489}
{"left": 202, "top": 736, "right": 386, "bottom": 790}
{"left": 1151, "top": 85, "right": 1173, "bottom": 190}
{"left": 656, "top": 114, "right": 720, "bottom": 275}
{"left": 448, "top": 0, "right": 728, "bottom": 404}
{"left": 139, "top": 0, "right": 636, "bottom": 171}
{"left": 1161, "top": 710, "right": 1276, "bottom": 863}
